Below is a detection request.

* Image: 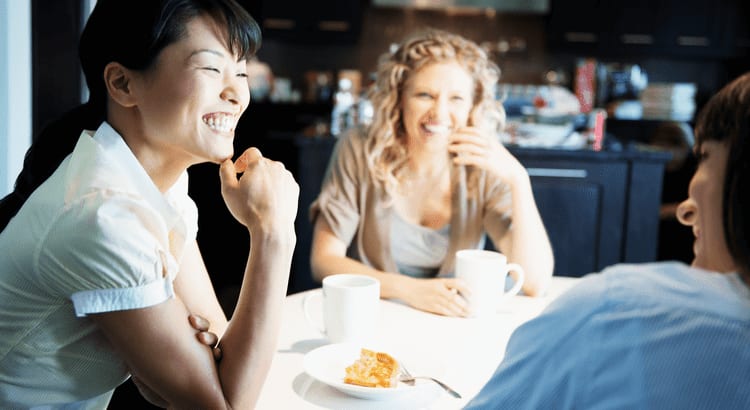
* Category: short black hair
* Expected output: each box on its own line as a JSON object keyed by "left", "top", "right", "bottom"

{"left": 79, "top": 0, "right": 261, "bottom": 107}
{"left": 693, "top": 72, "right": 750, "bottom": 278}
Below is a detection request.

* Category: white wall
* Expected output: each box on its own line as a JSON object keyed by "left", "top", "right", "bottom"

{"left": 0, "top": 0, "right": 32, "bottom": 197}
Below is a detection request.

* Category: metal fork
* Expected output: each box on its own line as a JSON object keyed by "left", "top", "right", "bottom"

{"left": 399, "top": 363, "right": 462, "bottom": 399}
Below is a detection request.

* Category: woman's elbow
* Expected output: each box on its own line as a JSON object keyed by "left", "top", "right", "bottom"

{"left": 309, "top": 250, "right": 331, "bottom": 283}
{"left": 524, "top": 263, "right": 554, "bottom": 297}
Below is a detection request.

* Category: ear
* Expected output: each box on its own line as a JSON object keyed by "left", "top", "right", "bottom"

{"left": 103, "top": 62, "right": 137, "bottom": 108}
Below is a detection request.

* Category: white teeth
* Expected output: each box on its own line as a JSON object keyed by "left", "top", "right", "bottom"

{"left": 424, "top": 124, "right": 452, "bottom": 135}
{"left": 203, "top": 114, "right": 234, "bottom": 133}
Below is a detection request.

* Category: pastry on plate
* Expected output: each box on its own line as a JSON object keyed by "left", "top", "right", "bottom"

{"left": 344, "top": 348, "right": 400, "bottom": 388}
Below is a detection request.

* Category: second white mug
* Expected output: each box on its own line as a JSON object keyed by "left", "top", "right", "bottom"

{"left": 303, "top": 274, "right": 380, "bottom": 344}
{"left": 455, "top": 249, "right": 525, "bottom": 317}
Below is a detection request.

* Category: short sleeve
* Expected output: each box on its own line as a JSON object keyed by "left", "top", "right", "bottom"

{"left": 35, "top": 193, "right": 177, "bottom": 317}
{"left": 309, "top": 130, "right": 365, "bottom": 244}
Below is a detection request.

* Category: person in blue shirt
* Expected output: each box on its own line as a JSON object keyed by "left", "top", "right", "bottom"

{"left": 466, "top": 72, "right": 750, "bottom": 409}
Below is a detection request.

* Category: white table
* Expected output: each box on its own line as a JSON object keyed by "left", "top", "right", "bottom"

{"left": 255, "top": 277, "right": 579, "bottom": 409}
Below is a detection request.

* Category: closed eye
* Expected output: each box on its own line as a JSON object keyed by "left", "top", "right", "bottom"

{"left": 202, "top": 67, "right": 220, "bottom": 73}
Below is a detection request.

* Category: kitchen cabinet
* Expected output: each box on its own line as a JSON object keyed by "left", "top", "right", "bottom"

{"left": 240, "top": 0, "right": 363, "bottom": 44}
{"left": 510, "top": 148, "right": 670, "bottom": 277}
{"left": 727, "top": 0, "right": 750, "bottom": 58}
{"left": 546, "top": 0, "right": 735, "bottom": 58}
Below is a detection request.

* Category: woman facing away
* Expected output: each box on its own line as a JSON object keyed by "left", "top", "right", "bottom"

{"left": 0, "top": 0, "right": 298, "bottom": 408}
{"left": 465, "top": 72, "right": 750, "bottom": 409}
{"left": 309, "top": 29, "right": 554, "bottom": 317}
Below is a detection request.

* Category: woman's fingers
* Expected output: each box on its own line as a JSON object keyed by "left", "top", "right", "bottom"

{"left": 188, "top": 313, "right": 210, "bottom": 332}
{"left": 234, "top": 147, "right": 263, "bottom": 174}
{"left": 439, "top": 280, "right": 469, "bottom": 317}
{"left": 213, "top": 346, "right": 223, "bottom": 361}
{"left": 189, "top": 314, "right": 221, "bottom": 359}
{"left": 197, "top": 330, "right": 219, "bottom": 347}
{"left": 219, "top": 147, "right": 263, "bottom": 189}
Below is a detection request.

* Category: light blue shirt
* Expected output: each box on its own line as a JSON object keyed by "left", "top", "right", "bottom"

{"left": 466, "top": 262, "right": 750, "bottom": 409}
{"left": 0, "top": 122, "right": 198, "bottom": 408}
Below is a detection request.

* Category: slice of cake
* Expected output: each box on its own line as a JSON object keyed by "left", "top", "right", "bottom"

{"left": 344, "top": 348, "right": 400, "bottom": 388}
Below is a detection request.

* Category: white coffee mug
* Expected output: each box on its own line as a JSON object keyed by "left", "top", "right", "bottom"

{"left": 303, "top": 274, "right": 380, "bottom": 344}
{"left": 455, "top": 249, "right": 525, "bottom": 317}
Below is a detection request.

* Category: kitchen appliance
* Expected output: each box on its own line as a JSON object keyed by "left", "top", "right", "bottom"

{"left": 596, "top": 63, "right": 648, "bottom": 106}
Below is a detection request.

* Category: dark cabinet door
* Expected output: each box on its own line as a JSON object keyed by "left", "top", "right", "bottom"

{"left": 660, "top": 0, "right": 733, "bottom": 58}
{"left": 604, "top": 0, "right": 662, "bottom": 55}
{"left": 251, "top": 0, "right": 362, "bottom": 44}
{"left": 547, "top": 0, "right": 736, "bottom": 58}
{"left": 519, "top": 160, "right": 629, "bottom": 277}
{"left": 546, "top": 0, "right": 608, "bottom": 53}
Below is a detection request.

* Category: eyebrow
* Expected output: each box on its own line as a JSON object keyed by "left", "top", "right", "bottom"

{"left": 188, "top": 49, "right": 225, "bottom": 59}
{"left": 188, "top": 48, "right": 248, "bottom": 64}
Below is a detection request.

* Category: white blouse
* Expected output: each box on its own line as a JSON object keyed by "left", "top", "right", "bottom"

{"left": 0, "top": 122, "right": 198, "bottom": 407}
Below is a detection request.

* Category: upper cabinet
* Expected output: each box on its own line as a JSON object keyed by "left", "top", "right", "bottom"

{"left": 727, "top": 0, "right": 750, "bottom": 58}
{"left": 546, "top": 0, "right": 738, "bottom": 59}
{"left": 241, "top": 0, "right": 364, "bottom": 44}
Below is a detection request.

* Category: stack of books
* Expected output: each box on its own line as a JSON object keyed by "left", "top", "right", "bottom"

{"left": 640, "top": 83, "right": 697, "bottom": 121}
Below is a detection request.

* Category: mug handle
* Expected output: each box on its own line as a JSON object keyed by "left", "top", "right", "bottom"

{"left": 302, "top": 291, "right": 326, "bottom": 335}
{"left": 504, "top": 263, "right": 525, "bottom": 296}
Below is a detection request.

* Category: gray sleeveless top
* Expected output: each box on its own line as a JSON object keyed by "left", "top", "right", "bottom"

{"left": 390, "top": 211, "right": 451, "bottom": 278}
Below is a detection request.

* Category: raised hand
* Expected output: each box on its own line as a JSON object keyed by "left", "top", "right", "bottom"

{"left": 218, "top": 147, "right": 299, "bottom": 236}
{"left": 448, "top": 126, "right": 528, "bottom": 185}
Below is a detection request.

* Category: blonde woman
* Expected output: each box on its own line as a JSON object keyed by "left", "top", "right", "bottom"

{"left": 310, "top": 29, "right": 553, "bottom": 317}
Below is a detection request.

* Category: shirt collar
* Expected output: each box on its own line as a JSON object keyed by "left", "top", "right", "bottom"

{"left": 84, "top": 121, "right": 188, "bottom": 232}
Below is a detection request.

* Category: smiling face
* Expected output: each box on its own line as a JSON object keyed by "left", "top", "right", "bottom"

{"left": 677, "top": 140, "right": 737, "bottom": 273}
{"left": 128, "top": 15, "right": 250, "bottom": 167}
{"left": 400, "top": 61, "right": 474, "bottom": 155}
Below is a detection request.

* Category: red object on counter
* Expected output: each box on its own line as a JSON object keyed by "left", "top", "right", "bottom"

{"left": 592, "top": 109, "right": 606, "bottom": 151}
{"left": 575, "top": 59, "right": 597, "bottom": 113}
{"left": 533, "top": 95, "right": 546, "bottom": 108}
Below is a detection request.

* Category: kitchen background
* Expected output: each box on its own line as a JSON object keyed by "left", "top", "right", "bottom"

{"left": 14, "top": 2, "right": 748, "bottom": 406}
{"left": 28, "top": 0, "right": 750, "bottom": 140}
{"left": 20, "top": 0, "right": 750, "bottom": 296}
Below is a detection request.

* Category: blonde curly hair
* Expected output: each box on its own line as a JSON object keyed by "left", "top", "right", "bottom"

{"left": 364, "top": 29, "right": 505, "bottom": 195}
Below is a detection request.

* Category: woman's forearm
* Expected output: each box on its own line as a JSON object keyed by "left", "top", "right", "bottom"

{"left": 215, "top": 228, "right": 295, "bottom": 409}
{"left": 505, "top": 174, "right": 554, "bottom": 296}
{"left": 311, "top": 253, "right": 413, "bottom": 300}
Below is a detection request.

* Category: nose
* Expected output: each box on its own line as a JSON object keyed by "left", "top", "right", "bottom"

{"left": 221, "top": 76, "right": 250, "bottom": 108}
{"left": 676, "top": 198, "right": 696, "bottom": 226}
{"left": 429, "top": 97, "right": 451, "bottom": 123}
{"left": 221, "top": 85, "right": 241, "bottom": 105}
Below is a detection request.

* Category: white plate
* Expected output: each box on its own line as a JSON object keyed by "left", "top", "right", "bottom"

{"left": 303, "top": 343, "right": 439, "bottom": 401}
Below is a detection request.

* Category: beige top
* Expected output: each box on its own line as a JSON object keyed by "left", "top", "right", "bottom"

{"left": 310, "top": 128, "right": 513, "bottom": 277}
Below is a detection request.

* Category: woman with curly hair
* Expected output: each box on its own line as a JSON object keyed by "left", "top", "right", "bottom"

{"left": 310, "top": 29, "right": 553, "bottom": 316}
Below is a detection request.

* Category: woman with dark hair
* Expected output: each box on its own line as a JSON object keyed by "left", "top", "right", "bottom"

{"left": 0, "top": 0, "right": 298, "bottom": 408}
{"left": 466, "top": 73, "right": 750, "bottom": 409}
